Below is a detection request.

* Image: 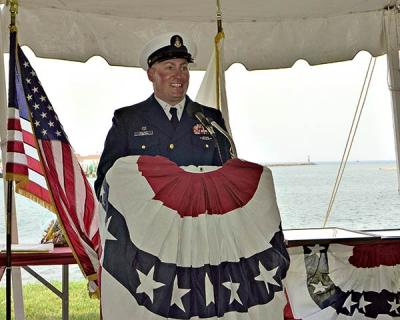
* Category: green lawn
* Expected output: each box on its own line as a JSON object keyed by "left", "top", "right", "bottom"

{"left": 0, "top": 281, "right": 100, "bottom": 320}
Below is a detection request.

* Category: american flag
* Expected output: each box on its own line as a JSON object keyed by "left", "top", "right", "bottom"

{"left": 5, "top": 31, "right": 100, "bottom": 295}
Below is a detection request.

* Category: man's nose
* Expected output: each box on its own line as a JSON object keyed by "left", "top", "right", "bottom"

{"left": 172, "top": 69, "right": 183, "bottom": 77}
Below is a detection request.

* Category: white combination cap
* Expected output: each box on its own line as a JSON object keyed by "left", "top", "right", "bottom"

{"left": 139, "top": 32, "right": 197, "bottom": 70}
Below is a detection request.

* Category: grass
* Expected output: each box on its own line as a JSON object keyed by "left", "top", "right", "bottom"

{"left": 0, "top": 281, "right": 100, "bottom": 319}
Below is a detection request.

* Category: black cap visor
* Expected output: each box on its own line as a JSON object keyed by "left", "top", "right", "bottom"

{"left": 148, "top": 47, "right": 193, "bottom": 68}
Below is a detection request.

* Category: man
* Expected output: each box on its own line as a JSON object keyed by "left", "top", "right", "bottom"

{"left": 94, "top": 33, "right": 231, "bottom": 198}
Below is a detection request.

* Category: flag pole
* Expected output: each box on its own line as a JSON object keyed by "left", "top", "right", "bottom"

{"left": 5, "top": 1, "right": 18, "bottom": 320}
{"left": 216, "top": 0, "right": 222, "bottom": 33}
{"left": 5, "top": 184, "right": 13, "bottom": 320}
{"left": 215, "top": 0, "right": 223, "bottom": 109}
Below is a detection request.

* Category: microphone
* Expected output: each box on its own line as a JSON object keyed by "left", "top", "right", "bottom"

{"left": 207, "top": 119, "right": 237, "bottom": 158}
{"left": 186, "top": 102, "right": 215, "bottom": 136}
{"left": 187, "top": 102, "right": 237, "bottom": 159}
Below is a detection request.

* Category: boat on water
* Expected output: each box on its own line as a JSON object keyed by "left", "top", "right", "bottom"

{"left": 0, "top": 2, "right": 399, "bottom": 320}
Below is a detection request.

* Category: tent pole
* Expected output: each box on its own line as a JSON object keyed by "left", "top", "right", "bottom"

{"left": 385, "top": 8, "right": 400, "bottom": 193}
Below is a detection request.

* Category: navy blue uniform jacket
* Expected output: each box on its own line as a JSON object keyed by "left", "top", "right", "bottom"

{"left": 94, "top": 95, "right": 230, "bottom": 198}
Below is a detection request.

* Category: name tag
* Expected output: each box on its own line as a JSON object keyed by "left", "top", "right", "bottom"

{"left": 134, "top": 130, "right": 153, "bottom": 137}
{"left": 199, "top": 136, "right": 212, "bottom": 141}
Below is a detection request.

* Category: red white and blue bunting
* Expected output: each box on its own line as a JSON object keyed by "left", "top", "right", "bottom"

{"left": 286, "top": 242, "right": 400, "bottom": 319}
{"left": 98, "top": 155, "right": 290, "bottom": 319}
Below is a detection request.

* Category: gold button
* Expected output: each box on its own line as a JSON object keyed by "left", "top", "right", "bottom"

{"left": 205, "top": 144, "right": 209, "bottom": 148}
{"left": 169, "top": 143, "right": 174, "bottom": 150}
{"left": 141, "top": 145, "right": 146, "bottom": 150}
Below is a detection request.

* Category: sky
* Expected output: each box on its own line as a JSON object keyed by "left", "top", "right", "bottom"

{"left": 3, "top": 48, "right": 396, "bottom": 164}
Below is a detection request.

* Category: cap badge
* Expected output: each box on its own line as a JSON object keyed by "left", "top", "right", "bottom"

{"left": 171, "top": 35, "right": 183, "bottom": 48}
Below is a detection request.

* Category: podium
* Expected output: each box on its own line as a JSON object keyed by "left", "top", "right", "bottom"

{"left": 98, "top": 155, "right": 290, "bottom": 319}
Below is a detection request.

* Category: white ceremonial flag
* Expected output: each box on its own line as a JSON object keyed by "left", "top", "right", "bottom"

{"left": 196, "top": 31, "right": 231, "bottom": 134}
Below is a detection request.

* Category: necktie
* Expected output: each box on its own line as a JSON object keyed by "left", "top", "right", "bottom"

{"left": 169, "top": 107, "right": 179, "bottom": 129}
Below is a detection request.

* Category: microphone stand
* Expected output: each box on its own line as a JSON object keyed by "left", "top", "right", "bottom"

{"left": 193, "top": 114, "right": 224, "bottom": 165}
{"left": 208, "top": 120, "right": 237, "bottom": 158}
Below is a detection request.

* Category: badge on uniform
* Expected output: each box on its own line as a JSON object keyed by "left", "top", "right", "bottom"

{"left": 134, "top": 126, "right": 154, "bottom": 137}
{"left": 192, "top": 124, "right": 209, "bottom": 135}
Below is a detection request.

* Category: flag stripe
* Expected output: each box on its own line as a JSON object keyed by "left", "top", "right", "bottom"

{"left": 26, "top": 155, "right": 43, "bottom": 174}
{"left": 84, "top": 177, "right": 98, "bottom": 238}
{"left": 7, "top": 141, "right": 25, "bottom": 153}
{"left": 7, "top": 129, "right": 23, "bottom": 142}
{"left": 27, "top": 168, "right": 48, "bottom": 189}
{"left": 7, "top": 118, "right": 22, "bottom": 130}
{"left": 25, "top": 144, "right": 40, "bottom": 161}
{"left": 72, "top": 155, "right": 90, "bottom": 232}
{"left": 5, "top": 162, "right": 28, "bottom": 176}
{"left": 6, "top": 152, "right": 28, "bottom": 165}
{"left": 19, "top": 180, "right": 52, "bottom": 204}
{"left": 22, "top": 130, "right": 36, "bottom": 147}
{"left": 20, "top": 118, "right": 33, "bottom": 132}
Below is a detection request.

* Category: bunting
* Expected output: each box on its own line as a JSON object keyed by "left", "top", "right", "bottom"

{"left": 286, "top": 242, "right": 400, "bottom": 319}
{"left": 99, "top": 155, "right": 290, "bottom": 319}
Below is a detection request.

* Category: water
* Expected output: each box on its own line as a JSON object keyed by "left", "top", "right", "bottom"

{"left": 272, "top": 161, "right": 400, "bottom": 230}
{"left": 1, "top": 161, "right": 399, "bottom": 284}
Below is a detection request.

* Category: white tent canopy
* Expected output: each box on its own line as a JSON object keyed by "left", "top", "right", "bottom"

{"left": 0, "top": 0, "right": 400, "bottom": 189}
{"left": 0, "top": 0, "right": 393, "bottom": 70}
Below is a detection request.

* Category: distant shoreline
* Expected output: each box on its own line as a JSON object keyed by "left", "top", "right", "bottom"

{"left": 267, "top": 162, "right": 316, "bottom": 167}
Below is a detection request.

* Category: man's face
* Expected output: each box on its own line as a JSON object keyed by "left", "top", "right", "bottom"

{"left": 147, "top": 58, "right": 190, "bottom": 105}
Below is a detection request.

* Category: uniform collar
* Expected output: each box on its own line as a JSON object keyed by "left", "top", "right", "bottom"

{"left": 154, "top": 95, "right": 186, "bottom": 120}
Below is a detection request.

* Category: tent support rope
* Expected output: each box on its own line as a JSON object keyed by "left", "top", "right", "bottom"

{"left": 323, "top": 56, "right": 376, "bottom": 227}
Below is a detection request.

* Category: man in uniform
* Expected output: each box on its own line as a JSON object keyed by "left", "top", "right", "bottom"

{"left": 94, "top": 33, "right": 231, "bottom": 198}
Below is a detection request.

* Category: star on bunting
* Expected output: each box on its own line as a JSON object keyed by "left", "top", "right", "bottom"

{"left": 170, "top": 275, "right": 190, "bottom": 311}
{"left": 223, "top": 278, "right": 243, "bottom": 305}
{"left": 254, "top": 262, "right": 280, "bottom": 295}
{"left": 104, "top": 216, "right": 117, "bottom": 241}
{"left": 137, "top": 266, "right": 165, "bottom": 303}
{"left": 342, "top": 293, "right": 357, "bottom": 313}
{"left": 311, "top": 281, "right": 327, "bottom": 294}
{"left": 358, "top": 294, "right": 372, "bottom": 313}
{"left": 204, "top": 272, "right": 215, "bottom": 306}
{"left": 388, "top": 299, "right": 400, "bottom": 313}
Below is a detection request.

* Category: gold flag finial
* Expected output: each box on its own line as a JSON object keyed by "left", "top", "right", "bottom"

{"left": 7, "top": 0, "right": 19, "bottom": 31}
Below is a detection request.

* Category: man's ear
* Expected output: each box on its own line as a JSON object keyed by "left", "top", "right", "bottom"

{"left": 147, "top": 67, "right": 154, "bottom": 82}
